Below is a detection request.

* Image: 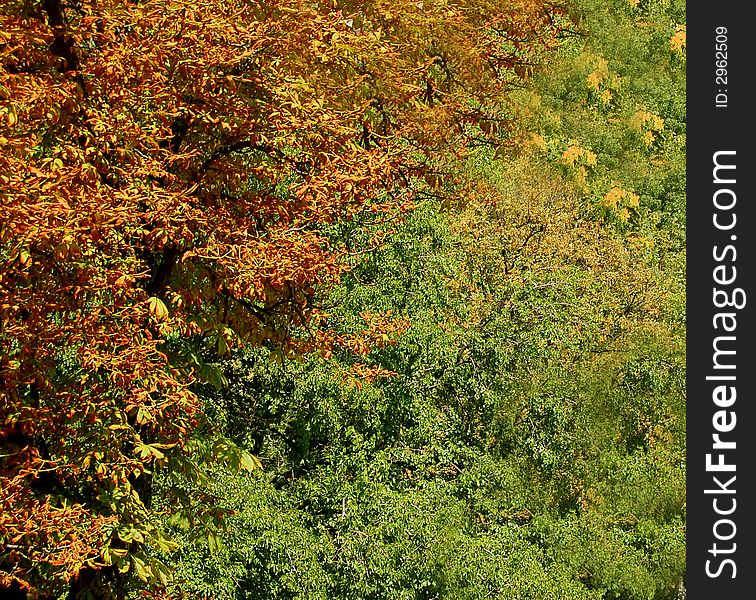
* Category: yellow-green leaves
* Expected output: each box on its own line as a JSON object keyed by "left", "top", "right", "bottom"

{"left": 147, "top": 296, "right": 169, "bottom": 320}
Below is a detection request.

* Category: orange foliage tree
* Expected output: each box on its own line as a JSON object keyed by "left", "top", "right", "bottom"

{"left": 0, "top": 0, "right": 562, "bottom": 595}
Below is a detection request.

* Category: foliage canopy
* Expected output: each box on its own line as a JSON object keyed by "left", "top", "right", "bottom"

{"left": 0, "top": 0, "right": 571, "bottom": 596}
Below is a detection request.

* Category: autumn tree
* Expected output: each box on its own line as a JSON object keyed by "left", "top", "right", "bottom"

{"left": 0, "top": 0, "right": 562, "bottom": 596}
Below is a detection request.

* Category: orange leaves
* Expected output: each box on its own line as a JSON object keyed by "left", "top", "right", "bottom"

{"left": 0, "top": 473, "right": 116, "bottom": 591}
{"left": 314, "top": 310, "right": 410, "bottom": 361}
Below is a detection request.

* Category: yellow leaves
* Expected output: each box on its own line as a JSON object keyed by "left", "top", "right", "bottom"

{"left": 240, "top": 450, "right": 262, "bottom": 472}
{"left": 586, "top": 71, "right": 602, "bottom": 92}
{"left": 542, "top": 137, "right": 599, "bottom": 190}
{"left": 631, "top": 109, "right": 663, "bottom": 132}
{"left": 211, "top": 437, "right": 262, "bottom": 474}
{"left": 2, "top": 105, "right": 17, "bottom": 128}
{"left": 602, "top": 187, "right": 621, "bottom": 209}
{"left": 309, "top": 38, "right": 324, "bottom": 53}
{"left": 670, "top": 25, "right": 686, "bottom": 58}
{"left": 528, "top": 133, "right": 547, "bottom": 152}
{"left": 560, "top": 145, "right": 580, "bottom": 166}
{"left": 631, "top": 108, "right": 664, "bottom": 148}
{"left": 586, "top": 56, "right": 608, "bottom": 90}
{"left": 626, "top": 235, "right": 655, "bottom": 253}
{"left": 451, "top": 150, "right": 661, "bottom": 344}
{"left": 560, "top": 143, "right": 596, "bottom": 169}
{"left": 134, "top": 442, "right": 165, "bottom": 462}
{"left": 17, "top": 249, "right": 32, "bottom": 267}
{"left": 147, "top": 296, "right": 169, "bottom": 320}
{"left": 113, "top": 273, "right": 133, "bottom": 288}
{"left": 135, "top": 405, "right": 154, "bottom": 425}
{"left": 602, "top": 186, "right": 640, "bottom": 223}
{"left": 584, "top": 55, "right": 620, "bottom": 108}
{"left": 117, "top": 525, "right": 145, "bottom": 544}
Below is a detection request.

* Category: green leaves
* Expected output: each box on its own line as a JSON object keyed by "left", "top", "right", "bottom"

{"left": 212, "top": 438, "right": 262, "bottom": 474}
{"left": 154, "top": 156, "right": 684, "bottom": 597}
{"left": 206, "top": 531, "right": 224, "bottom": 556}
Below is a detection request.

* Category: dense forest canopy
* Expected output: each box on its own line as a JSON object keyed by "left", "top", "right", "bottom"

{"left": 1, "top": 0, "right": 685, "bottom": 598}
